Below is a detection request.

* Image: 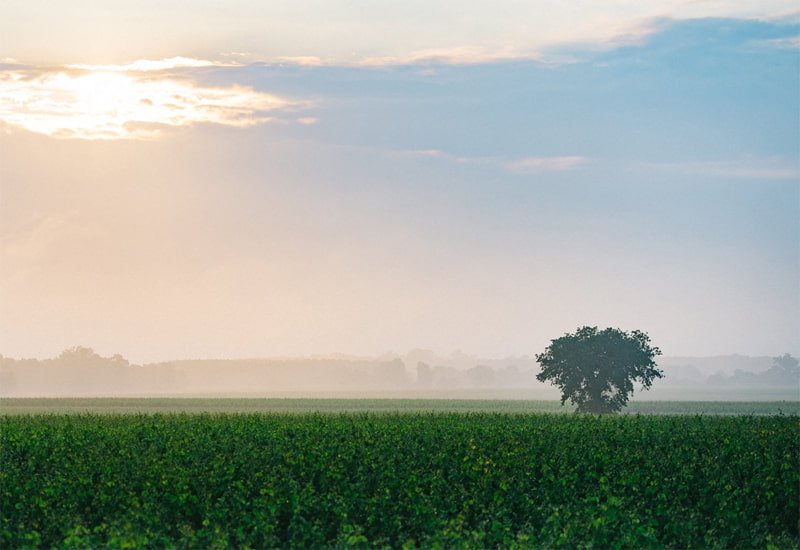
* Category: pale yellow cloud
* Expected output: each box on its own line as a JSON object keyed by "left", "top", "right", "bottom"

{"left": 2, "top": 1, "right": 795, "bottom": 68}
{"left": 272, "top": 56, "right": 326, "bottom": 67}
{"left": 360, "top": 46, "right": 537, "bottom": 67}
{"left": 68, "top": 56, "right": 241, "bottom": 72}
{"left": 0, "top": 64, "right": 307, "bottom": 140}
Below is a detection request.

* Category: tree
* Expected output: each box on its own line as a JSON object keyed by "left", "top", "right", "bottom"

{"left": 764, "top": 353, "right": 799, "bottom": 386}
{"left": 536, "top": 326, "right": 663, "bottom": 414}
{"left": 771, "top": 353, "right": 798, "bottom": 375}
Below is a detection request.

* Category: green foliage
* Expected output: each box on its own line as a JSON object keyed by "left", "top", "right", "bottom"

{"left": 537, "top": 326, "right": 663, "bottom": 413}
{"left": 1, "top": 413, "right": 798, "bottom": 548}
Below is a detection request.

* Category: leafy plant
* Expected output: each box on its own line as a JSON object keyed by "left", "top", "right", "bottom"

{"left": 1, "top": 412, "right": 797, "bottom": 548}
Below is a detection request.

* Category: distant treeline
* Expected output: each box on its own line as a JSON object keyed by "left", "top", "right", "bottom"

{"left": 0, "top": 347, "right": 797, "bottom": 397}
{"left": 707, "top": 353, "right": 799, "bottom": 388}
{"left": 0, "top": 347, "right": 541, "bottom": 397}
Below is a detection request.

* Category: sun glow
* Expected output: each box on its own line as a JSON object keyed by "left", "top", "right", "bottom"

{"left": 0, "top": 64, "right": 303, "bottom": 139}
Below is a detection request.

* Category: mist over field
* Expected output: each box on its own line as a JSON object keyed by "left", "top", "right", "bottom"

{"left": 2, "top": 347, "right": 797, "bottom": 400}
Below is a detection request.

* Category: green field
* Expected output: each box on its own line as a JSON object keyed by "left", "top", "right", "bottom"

{"left": 2, "top": 397, "right": 799, "bottom": 415}
{"left": 2, "top": 411, "right": 798, "bottom": 548}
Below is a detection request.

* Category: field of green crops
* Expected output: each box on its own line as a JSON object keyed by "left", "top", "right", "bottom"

{"left": 3, "top": 397, "right": 799, "bottom": 415}
{"left": 2, "top": 412, "right": 798, "bottom": 548}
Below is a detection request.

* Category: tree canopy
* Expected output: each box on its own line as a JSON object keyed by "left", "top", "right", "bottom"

{"left": 536, "top": 326, "right": 663, "bottom": 414}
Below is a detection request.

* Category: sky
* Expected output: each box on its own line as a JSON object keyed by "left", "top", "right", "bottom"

{"left": 0, "top": 2, "right": 798, "bottom": 363}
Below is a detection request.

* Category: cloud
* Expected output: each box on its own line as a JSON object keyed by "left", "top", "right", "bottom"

{"left": 593, "top": 18, "right": 666, "bottom": 50}
{"left": 406, "top": 151, "right": 793, "bottom": 180}
{"left": 400, "top": 149, "right": 483, "bottom": 164}
{"left": 405, "top": 150, "right": 795, "bottom": 180}
{"left": 505, "top": 156, "right": 587, "bottom": 173}
{"left": 2, "top": 2, "right": 798, "bottom": 72}
{"left": 754, "top": 35, "right": 800, "bottom": 49}
{"left": 272, "top": 56, "right": 326, "bottom": 67}
{"left": 68, "top": 56, "right": 241, "bottom": 72}
{"left": 361, "top": 46, "right": 538, "bottom": 67}
{"left": 406, "top": 149, "right": 448, "bottom": 158}
{"left": 401, "top": 149, "right": 586, "bottom": 173}
{"left": 0, "top": 64, "right": 310, "bottom": 139}
{"left": 350, "top": 8, "right": 792, "bottom": 67}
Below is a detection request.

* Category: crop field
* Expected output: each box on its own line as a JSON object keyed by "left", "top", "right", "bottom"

{"left": 2, "top": 412, "right": 798, "bottom": 548}
{"left": 2, "top": 397, "right": 799, "bottom": 415}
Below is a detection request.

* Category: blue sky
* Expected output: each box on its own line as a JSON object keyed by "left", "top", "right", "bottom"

{"left": 0, "top": 5, "right": 797, "bottom": 361}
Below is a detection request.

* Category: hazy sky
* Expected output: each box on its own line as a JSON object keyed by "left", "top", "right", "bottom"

{"left": 1, "top": 2, "right": 798, "bottom": 362}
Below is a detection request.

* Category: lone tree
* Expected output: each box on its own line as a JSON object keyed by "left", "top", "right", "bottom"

{"left": 536, "top": 326, "right": 663, "bottom": 414}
